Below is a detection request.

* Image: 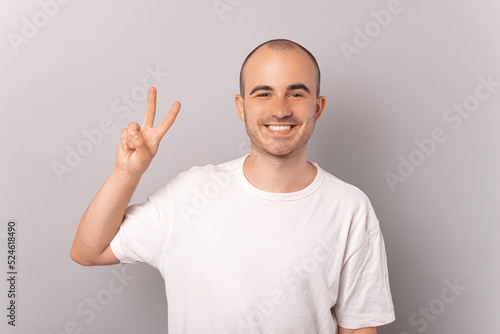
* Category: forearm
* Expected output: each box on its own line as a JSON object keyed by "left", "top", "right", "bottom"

{"left": 338, "top": 326, "right": 376, "bottom": 334}
{"left": 70, "top": 167, "right": 140, "bottom": 265}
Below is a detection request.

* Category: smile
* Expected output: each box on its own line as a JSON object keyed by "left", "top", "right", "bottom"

{"left": 266, "top": 125, "right": 295, "bottom": 131}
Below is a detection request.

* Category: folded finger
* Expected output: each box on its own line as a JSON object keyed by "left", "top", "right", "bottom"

{"left": 120, "top": 128, "right": 129, "bottom": 151}
{"left": 127, "top": 122, "right": 141, "bottom": 149}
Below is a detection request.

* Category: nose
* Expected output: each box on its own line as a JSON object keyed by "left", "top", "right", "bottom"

{"left": 271, "top": 96, "right": 292, "bottom": 119}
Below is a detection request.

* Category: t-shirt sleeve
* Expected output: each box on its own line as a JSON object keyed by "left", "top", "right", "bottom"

{"left": 333, "top": 195, "right": 395, "bottom": 329}
{"left": 109, "top": 185, "right": 171, "bottom": 271}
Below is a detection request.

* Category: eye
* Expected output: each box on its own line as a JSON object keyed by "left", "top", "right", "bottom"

{"left": 257, "top": 93, "right": 270, "bottom": 97}
{"left": 290, "top": 93, "right": 303, "bottom": 98}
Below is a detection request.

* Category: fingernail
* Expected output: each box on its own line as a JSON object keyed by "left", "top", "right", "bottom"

{"left": 131, "top": 131, "right": 139, "bottom": 138}
{"left": 122, "top": 144, "right": 128, "bottom": 151}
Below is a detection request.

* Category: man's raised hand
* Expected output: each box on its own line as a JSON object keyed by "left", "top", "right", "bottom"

{"left": 115, "top": 87, "right": 180, "bottom": 179}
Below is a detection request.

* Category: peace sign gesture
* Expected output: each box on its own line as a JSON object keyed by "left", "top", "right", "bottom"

{"left": 115, "top": 87, "right": 180, "bottom": 179}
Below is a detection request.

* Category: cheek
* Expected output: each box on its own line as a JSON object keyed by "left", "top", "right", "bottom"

{"left": 295, "top": 103, "right": 318, "bottom": 122}
{"left": 243, "top": 105, "right": 267, "bottom": 123}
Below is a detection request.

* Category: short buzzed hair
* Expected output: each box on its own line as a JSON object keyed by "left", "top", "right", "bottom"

{"left": 239, "top": 39, "right": 321, "bottom": 97}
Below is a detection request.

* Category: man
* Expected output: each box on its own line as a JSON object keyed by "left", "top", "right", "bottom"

{"left": 71, "top": 39, "right": 395, "bottom": 333}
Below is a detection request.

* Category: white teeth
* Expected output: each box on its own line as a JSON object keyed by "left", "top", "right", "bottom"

{"left": 267, "top": 125, "right": 291, "bottom": 131}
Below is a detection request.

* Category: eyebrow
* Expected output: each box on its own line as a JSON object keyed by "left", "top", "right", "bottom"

{"left": 249, "top": 83, "right": 311, "bottom": 96}
{"left": 249, "top": 85, "right": 273, "bottom": 95}
{"left": 288, "top": 84, "right": 310, "bottom": 94}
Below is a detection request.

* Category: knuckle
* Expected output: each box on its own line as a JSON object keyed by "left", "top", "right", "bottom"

{"left": 127, "top": 122, "right": 139, "bottom": 130}
{"left": 135, "top": 135, "right": 143, "bottom": 142}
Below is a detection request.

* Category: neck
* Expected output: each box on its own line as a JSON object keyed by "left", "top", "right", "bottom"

{"left": 243, "top": 147, "right": 317, "bottom": 193}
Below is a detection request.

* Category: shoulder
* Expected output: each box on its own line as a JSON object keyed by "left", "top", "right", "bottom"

{"left": 316, "top": 166, "right": 381, "bottom": 241}
{"left": 172, "top": 156, "right": 241, "bottom": 184}
{"left": 319, "top": 166, "right": 372, "bottom": 206}
{"left": 316, "top": 165, "right": 379, "bottom": 226}
{"left": 152, "top": 156, "right": 244, "bottom": 200}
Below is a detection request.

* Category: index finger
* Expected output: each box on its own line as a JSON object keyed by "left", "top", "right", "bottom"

{"left": 142, "top": 87, "right": 157, "bottom": 128}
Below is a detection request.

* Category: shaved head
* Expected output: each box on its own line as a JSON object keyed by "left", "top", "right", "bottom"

{"left": 239, "top": 39, "right": 321, "bottom": 97}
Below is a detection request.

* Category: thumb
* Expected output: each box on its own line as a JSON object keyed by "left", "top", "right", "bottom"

{"left": 130, "top": 130, "right": 151, "bottom": 162}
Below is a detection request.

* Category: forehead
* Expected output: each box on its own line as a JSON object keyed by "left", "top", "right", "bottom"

{"left": 243, "top": 47, "right": 317, "bottom": 89}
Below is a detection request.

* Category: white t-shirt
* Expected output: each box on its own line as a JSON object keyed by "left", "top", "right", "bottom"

{"left": 110, "top": 154, "right": 395, "bottom": 333}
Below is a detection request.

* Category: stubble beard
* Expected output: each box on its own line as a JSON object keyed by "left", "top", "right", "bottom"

{"left": 242, "top": 107, "right": 317, "bottom": 159}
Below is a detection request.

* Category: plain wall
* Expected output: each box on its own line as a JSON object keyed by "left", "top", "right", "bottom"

{"left": 1, "top": 0, "right": 499, "bottom": 333}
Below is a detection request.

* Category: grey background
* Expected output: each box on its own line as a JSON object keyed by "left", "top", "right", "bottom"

{"left": 1, "top": 0, "right": 499, "bottom": 333}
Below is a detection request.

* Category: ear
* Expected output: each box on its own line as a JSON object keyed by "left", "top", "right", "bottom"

{"left": 235, "top": 94, "right": 245, "bottom": 122}
{"left": 315, "top": 96, "right": 326, "bottom": 121}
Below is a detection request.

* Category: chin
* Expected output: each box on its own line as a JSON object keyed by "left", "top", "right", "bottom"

{"left": 259, "top": 146, "right": 302, "bottom": 158}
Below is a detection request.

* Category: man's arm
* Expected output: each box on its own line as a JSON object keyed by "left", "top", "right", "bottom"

{"left": 70, "top": 168, "right": 140, "bottom": 266}
{"left": 338, "top": 326, "right": 376, "bottom": 334}
{"left": 70, "top": 87, "right": 180, "bottom": 266}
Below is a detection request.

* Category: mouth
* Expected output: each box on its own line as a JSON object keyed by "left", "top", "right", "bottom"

{"left": 264, "top": 124, "right": 297, "bottom": 135}
{"left": 265, "top": 124, "right": 296, "bottom": 131}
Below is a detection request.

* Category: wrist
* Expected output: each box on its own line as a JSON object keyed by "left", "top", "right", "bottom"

{"left": 111, "top": 166, "right": 142, "bottom": 185}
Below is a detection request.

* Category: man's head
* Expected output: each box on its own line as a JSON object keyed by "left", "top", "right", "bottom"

{"left": 239, "top": 39, "right": 321, "bottom": 98}
{"left": 235, "top": 39, "right": 326, "bottom": 159}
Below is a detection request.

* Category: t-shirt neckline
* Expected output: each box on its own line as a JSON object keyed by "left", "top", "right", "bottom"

{"left": 235, "top": 154, "right": 325, "bottom": 201}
